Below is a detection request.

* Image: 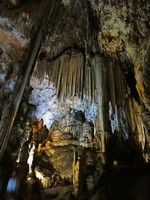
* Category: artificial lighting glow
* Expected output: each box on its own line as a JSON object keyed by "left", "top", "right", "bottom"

{"left": 16, "top": 143, "right": 24, "bottom": 163}
{"left": 27, "top": 142, "right": 35, "bottom": 174}
{"left": 109, "top": 101, "right": 129, "bottom": 139}
{"left": 6, "top": 176, "right": 19, "bottom": 193}
{"left": 34, "top": 167, "right": 51, "bottom": 188}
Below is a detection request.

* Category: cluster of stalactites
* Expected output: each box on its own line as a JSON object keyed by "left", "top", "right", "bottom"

{"left": 33, "top": 50, "right": 96, "bottom": 102}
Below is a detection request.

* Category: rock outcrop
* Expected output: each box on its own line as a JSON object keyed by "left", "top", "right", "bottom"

{"left": 0, "top": 0, "right": 150, "bottom": 199}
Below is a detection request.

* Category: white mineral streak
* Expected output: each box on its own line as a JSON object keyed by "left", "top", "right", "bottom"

{"left": 0, "top": 73, "right": 5, "bottom": 81}
{"left": 109, "top": 101, "right": 129, "bottom": 139}
{"left": 27, "top": 142, "right": 36, "bottom": 175}
{"left": 35, "top": 167, "right": 51, "bottom": 188}
{"left": 6, "top": 79, "right": 16, "bottom": 91}
{"left": 109, "top": 101, "right": 118, "bottom": 134}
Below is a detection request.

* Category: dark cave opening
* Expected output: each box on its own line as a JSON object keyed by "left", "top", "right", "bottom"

{"left": 124, "top": 66, "right": 140, "bottom": 103}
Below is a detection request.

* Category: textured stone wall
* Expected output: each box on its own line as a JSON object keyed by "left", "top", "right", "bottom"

{"left": 0, "top": 0, "right": 150, "bottom": 199}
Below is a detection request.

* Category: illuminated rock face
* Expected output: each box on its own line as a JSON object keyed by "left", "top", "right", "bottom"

{"left": 0, "top": 0, "right": 150, "bottom": 199}
{"left": 29, "top": 73, "right": 97, "bottom": 130}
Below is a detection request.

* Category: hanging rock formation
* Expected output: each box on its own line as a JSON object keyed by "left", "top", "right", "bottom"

{"left": 0, "top": 0, "right": 150, "bottom": 199}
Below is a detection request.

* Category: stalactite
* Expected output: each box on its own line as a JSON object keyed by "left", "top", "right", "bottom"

{"left": 50, "top": 60, "right": 56, "bottom": 86}
{"left": 1, "top": 0, "right": 150, "bottom": 198}
{"left": 71, "top": 52, "right": 78, "bottom": 97}
{"left": 107, "top": 61, "right": 116, "bottom": 112}
{"left": 46, "top": 61, "right": 52, "bottom": 84}
{"left": 115, "top": 61, "right": 124, "bottom": 106}
{"left": 93, "top": 55, "right": 106, "bottom": 154}
{"left": 128, "top": 98, "right": 136, "bottom": 132}
{"left": 56, "top": 55, "right": 63, "bottom": 97}
{"left": 75, "top": 57, "right": 80, "bottom": 98}
{"left": 60, "top": 54, "right": 70, "bottom": 101}
{"left": 84, "top": 62, "right": 89, "bottom": 98}
{"left": 79, "top": 54, "right": 84, "bottom": 99}
{"left": 68, "top": 55, "right": 73, "bottom": 98}
{"left": 93, "top": 55, "right": 105, "bottom": 132}
{"left": 91, "top": 66, "right": 95, "bottom": 103}
{"left": 36, "top": 60, "right": 45, "bottom": 82}
{"left": 75, "top": 53, "right": 84, "bottom": 98}
{"left": 51, "top": 58, "right": 60, "bottom": 90}
{"left": 64, "top": 51, "right": 84, "bottom": 99}
{"left": 88, "top": 65, "right": 92, "bottom": 101}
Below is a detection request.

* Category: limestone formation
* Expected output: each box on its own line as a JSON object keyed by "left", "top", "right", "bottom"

{"left": 0, "top": 0, "right": 150, "bottom": 199}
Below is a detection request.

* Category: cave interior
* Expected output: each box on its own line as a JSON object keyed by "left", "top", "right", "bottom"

{"left": 0, "top": 0, "right": 150, "bottom": 200}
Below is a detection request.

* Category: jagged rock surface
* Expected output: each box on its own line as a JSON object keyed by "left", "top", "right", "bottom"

{"left": 0, "top": 0, "right": 150, "bottom": 200}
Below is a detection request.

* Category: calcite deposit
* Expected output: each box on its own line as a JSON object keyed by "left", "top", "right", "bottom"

{"left": 0, "top": 0, "right": 150, "bottom": 200}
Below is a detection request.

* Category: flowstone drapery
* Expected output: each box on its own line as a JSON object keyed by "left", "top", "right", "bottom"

{"left": 0, "top": 0, "right": 150, "bottom": 199}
